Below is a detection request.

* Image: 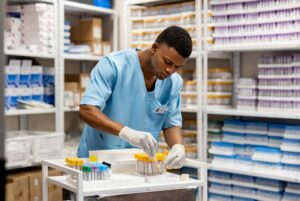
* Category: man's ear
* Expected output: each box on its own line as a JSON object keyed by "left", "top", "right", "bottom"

{"left": 151, "top": 42, "right": 159, "bottom": 53}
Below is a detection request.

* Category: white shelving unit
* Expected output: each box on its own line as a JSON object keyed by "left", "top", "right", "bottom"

{"left": 203, "top": 0, "right": 300, "bottom": 200}
{"left": 3, "top": 0, "right": 117, "bottom": 169}
{"left": 59, "top": 0, "right": 117, "bottom": 133}
{"left": 4, "top": 0, "right": 64, "bottom": 169}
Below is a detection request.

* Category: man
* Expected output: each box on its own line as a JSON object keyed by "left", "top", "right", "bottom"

{"left": 78, "top": 25, "right": 193, "bottom": 169}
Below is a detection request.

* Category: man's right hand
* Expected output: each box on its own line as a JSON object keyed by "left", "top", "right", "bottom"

{"left": 119, "top": 126, "right": 157, "bottom": 158}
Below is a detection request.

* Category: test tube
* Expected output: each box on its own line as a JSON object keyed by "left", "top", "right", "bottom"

{"left": 86, "top": 166, "right": 92, "bottom": 181}
{"left": 82, "top": 166, "right": 86, "bottom": 181}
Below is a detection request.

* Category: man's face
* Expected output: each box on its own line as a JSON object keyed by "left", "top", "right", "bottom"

{"left": 151, "top": 43, "right": 186, "bottom": 80}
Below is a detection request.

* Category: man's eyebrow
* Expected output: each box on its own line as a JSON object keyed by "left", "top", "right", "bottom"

{"left": 164, "top": 56, "right": 184, "bottom": 67}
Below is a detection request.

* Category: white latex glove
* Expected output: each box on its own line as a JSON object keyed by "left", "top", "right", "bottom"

{"left": 165, "top": 144, "right": 185, "bottom": 169}
{"left": 119, "top": 126, "right": 157, "bottom": 158}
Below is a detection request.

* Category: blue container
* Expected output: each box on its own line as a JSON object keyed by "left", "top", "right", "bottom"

{"left": 93, "top": 0, "right": 111, "bottom": 8}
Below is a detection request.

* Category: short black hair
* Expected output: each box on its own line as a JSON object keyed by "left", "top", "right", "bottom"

{"left": 155, "top": 25, "right": 193, "bottom": 58}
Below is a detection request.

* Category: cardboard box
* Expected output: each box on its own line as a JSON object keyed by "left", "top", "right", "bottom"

{"left": 79, "top": 18, "right": 102, "bottom": 41}
{"left": 6, "top": 173, "right": 30, "bottom": 201}
{"left": 29, "top": 169, "right": 62, "bottom": 201}
{"left": 70, "top": 25, "right": 80, "bottom": 42}
{"left": 65, "top": 73, "right": 90, "bottom": 90}
{"left": 64, "top": 82, "right": 79, "bottom": 92}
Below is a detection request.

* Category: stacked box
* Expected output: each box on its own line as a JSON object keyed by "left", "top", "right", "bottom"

{"left": 22, "top": 3, "right": 55, "bottom": 54}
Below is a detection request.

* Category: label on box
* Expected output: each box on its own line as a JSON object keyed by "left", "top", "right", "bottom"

{"left": 20, "top": 86, "right": 32, "bottom": 101}
{"left": 32, "top": 87, "right": 44, "bottom": 102}
{"left": 5, "top": 65, "right": 21, "bottom": 87}
{"left": 43, "top": 67, "right": 55, "bottom": 86}
{"left": 44, "top": 86, "right": 54, "bottom": 95}
{"left": 31, "top": 65, "right": 43, "bottom": 86}
{"left": 64, "top": 91, "right": 74, "bottom": 107}
{"left": 81, "top": 75, "right": 90, "bottom": 89}
{"left": 93, "top": 27, "right": 101, "bottom": 39}
{"left": 5, "top": 87, "right": 20, "bottom": 109}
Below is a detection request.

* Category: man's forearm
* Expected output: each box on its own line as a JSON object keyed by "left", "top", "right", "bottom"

{"left": 163, "top": 126, "right": 182, "bottom": 147}
{"left": 79, "top": 105, "right": 124, "bottom": 135}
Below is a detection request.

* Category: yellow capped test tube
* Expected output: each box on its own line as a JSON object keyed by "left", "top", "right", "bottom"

{"left": 89, "top": 155, "right": 98, "bottom": 162}
{"left": 134, "top": 152, "right": 166, "bottom": 176}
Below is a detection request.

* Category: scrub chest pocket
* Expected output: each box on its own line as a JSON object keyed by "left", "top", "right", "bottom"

{"left": 145, "top": 99, "right": 170, "bottom": 139}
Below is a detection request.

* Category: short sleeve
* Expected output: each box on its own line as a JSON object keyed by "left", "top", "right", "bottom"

{"left": 162, "top": 79, "right": 183, "bottom": 129}
{"left": 80, "top": 57, "right": 116, "bottom": 110}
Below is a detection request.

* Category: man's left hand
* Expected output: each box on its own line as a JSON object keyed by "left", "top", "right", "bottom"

{"left": 165, "top": 144, "right": 185, "bottom": 169}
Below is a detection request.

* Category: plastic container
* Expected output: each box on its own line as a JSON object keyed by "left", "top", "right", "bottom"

{"left": 238, "top": 78, "right": 257, "bottom": 88}
{"left": 237, "top": 99, "right": 257, "bottom": 110}
{"left": 251, "top": 147, "right": 281, "bottom": 163}
{"left": 207, "top": 93, "right": 232, "bottom": 106}
{"left": 223, "top": 119, "right": 245, "bottom": 131}
{"left": 222, "top": 131, "right": 246, "bottom": 144}
{"left": 209, "top": 142, "right": 235, "bottom": 156}
{"left": 208, "top": 80, "right": 233, "bottom": 92}
{"left": 183, "top": 80, "right": 197, "bottom": 92}
{"left": 208, "top": 67, "right": 232, "bottom": 79}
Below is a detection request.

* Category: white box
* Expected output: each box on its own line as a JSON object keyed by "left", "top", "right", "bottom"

{"left": 32, "top": 87, "right": 44, "bottom": 95}
{"left": 31, "top": 65, "right": 43, "bottom": 74}
{"left": 5, "top": 133, "right": 32, "bottom": 168}
{"left": 64, "top": 91, "right": 74, "bottom": 107}
{"left": 31, "top": 131, "right": 64, "bottom": 163}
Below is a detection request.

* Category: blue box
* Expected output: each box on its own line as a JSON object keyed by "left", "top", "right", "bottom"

{"left": 93, "top": 0, "right": 111, "bottom": 8}
{"left": 32, "top": 87, "right": 44, "bottom": 102}
{"left": 31, "top": 65, "right": 43, "bottom": 86}
{"left": 20, "top": 60, "right": 32, "bottom": 87}
{"left": 20, "top": 86, "right": 32, "bottom": 101}
{"left": 5, "top": 59, "right": 21, "bottom": 87}
{"left": 43, "top": 67, "right": 55, "bottom": 86}
{"left": 5, "top": 87, "right": 20, "bottom": 109}
{"left": 44, "top": 86, "right": 55, "bottom": 105}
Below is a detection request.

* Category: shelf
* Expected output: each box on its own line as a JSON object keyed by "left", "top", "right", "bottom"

{"left": 213, "top": 29, "right": 300, "bottom": 38}
{"left": 131, "top": 11, "right": 195, "bottom": 21}
{"left": 5, "top": 49, "right": 55, "bottom": 59}
{"left": 8, "top": 0, "right": 54, "bottom": 4}
{"left": 212, "top": 3, "right": 300, "bottom": 16}
{"left": 49, "top": 174, "right": 200, "bottom": 197}
{"left": 210, "top": 0, "right": 259, "bottom": 5}
{"left": 207, "top": 52, "right": 231, "bottom": 60}
{"left": 64, "top": 0, "right": 115, "bottom": 16}
{"left": 206, "top": 107, "right": 300, "bottom": 119}
{"left": 6, "top": 108, "right": 56, "bottom": 116}
{"left": 132, "top": 24, "right": 195, "bottom": 33}
{"left": 64, "top": 107, "right": 79, "bottom": 112}
{"left": 44, "top": 157, "right": 204, "bottom": 198}
{"left": 210, "top": 16, "right": 300, "bottom": 27}
{"left": 181, "top": 107, "right": 198, "bottom": 113}
{"left": 64, "top": 54, "right": 102, "bottom": 61}
{"left": 209, "top": 163, "right": 300, "bottom": 183}
{"left": 209, "top": 43, "right": 300, "bottom": 52}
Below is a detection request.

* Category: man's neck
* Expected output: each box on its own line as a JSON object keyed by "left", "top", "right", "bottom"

{"left": 138, "top": 49, "right": 156, "bottom": 80}
{"left": 137, "top": 49, "right": 157, "bottom": 91}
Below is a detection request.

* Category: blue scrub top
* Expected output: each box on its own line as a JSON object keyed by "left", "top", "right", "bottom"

{"left": 77, "top": 49, "right": 183, "bottom": 157}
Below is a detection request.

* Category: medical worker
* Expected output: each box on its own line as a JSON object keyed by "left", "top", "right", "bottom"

{"left": 78, "top": 26, "right": 193, "bottom": 169}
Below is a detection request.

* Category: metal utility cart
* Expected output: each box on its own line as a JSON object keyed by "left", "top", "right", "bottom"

{"left": 42, "top": 149, "right": 206, "bottom": 201}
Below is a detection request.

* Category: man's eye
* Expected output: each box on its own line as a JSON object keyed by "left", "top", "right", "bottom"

{"left": 164, "top": 60, "right": 172, "bottom": 65}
